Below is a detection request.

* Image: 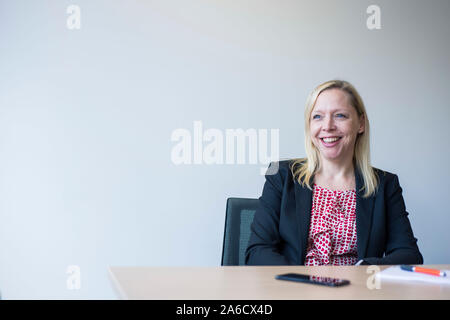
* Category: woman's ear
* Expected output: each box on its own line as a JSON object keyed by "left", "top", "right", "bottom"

{"left": 358, "top": 113, "right": 365, "bottom": 134}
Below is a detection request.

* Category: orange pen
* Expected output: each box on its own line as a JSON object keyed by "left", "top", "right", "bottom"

{"left": 400, "top": 265, "right": 447, "bottom": 277}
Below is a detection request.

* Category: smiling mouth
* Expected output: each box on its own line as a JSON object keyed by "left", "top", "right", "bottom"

{"left": 320, "top": 137, "right": 342, "bottom": 143}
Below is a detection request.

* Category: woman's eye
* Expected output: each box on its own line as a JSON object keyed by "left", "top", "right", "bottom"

{"left": 312, "top": 114, "right": 321, "bottom": 119}
{"left": 336, "top": 113, "right": 347, "bottom": 118}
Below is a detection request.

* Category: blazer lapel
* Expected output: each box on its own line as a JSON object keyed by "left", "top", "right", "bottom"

{"left": 355, "top": 167, "right": 375, "bottom": 259}
{"left": 294, "top": 179, "right": 313, "bottom": 265}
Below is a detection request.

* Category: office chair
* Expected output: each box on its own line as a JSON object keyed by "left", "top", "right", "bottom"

{"left": 221, "top": 197, "right": 259, "bottom": 266}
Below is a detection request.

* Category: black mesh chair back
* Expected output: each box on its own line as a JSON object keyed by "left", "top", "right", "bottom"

{"left": 221, "top": 197, "right": 259, "bottom": 266}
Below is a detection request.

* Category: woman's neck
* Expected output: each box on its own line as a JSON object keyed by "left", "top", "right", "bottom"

{"left": 317, "top": 160, "right": 354, "bottom": 180}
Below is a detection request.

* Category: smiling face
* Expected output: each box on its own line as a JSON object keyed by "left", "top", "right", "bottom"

{"left": 309, "top": 88, "right": 365, "bottom": 164}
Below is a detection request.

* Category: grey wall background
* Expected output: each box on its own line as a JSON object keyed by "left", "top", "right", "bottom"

{"left": 1, "top": 0, "right": 449, "bottom": 299}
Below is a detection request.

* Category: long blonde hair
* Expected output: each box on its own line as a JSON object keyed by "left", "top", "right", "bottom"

{"left": 290, "top": 80, "right": 379, "bottom": 198}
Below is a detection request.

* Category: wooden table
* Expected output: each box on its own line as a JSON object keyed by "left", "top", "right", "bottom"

{"left": 108, "top": 265, "right": 450, "bottom": 300}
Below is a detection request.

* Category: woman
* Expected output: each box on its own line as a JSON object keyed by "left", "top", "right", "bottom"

{"left": 245, "top": 80, "right": 423, "bottom": 266}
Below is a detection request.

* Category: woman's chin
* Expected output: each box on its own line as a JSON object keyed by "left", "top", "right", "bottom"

{"left": 320, "top": 151, "right": 343, "bottom": 161}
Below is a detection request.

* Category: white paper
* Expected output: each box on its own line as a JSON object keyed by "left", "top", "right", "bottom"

{"left": 375, "top": 266, "right": 450, "bottom": 285}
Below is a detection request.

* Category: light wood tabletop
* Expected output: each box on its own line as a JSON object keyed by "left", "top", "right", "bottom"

{"left": 108, "top": 265, "right": 450, "bottom": 300}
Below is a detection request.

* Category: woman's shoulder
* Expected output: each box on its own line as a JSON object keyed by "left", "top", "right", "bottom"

{"left": 371, "top": 166, "right": 401, "bottom": 187}
{"left": 268, "top": 158, "right": 303, "bottom": 171}
{"left": 265, "top": 158, "right": 304, "bottom": 181}
{"left": 372, "top": 166, "right": 396, "bottom": 177}
{"left": 264, "top": 159, "right": 289, "bottom": 178}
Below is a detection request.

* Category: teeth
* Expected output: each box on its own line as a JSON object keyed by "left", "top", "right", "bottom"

{"left": 322, "top": 137, "right": 340, "bottom": 143}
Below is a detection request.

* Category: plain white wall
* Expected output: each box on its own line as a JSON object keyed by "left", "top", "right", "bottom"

{"left": 1, "top": 0, "right": 449, "bottom": 299}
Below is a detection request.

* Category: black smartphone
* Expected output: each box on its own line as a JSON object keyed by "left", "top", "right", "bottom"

{"left": 275, "top": 273, "right": 350, "bottom": 287}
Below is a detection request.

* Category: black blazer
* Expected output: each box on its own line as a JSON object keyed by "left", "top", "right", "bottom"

{"left": 245, "top": 160, "right": 423, "bottom": 265}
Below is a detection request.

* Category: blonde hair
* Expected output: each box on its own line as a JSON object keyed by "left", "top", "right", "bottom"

{"left": 290, "top": 80, "right": 379, "bottom": 198}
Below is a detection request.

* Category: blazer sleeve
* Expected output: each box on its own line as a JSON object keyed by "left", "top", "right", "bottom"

{"left": 245, "top": 162, "right": 294, "bottom": 265}
{"left": 362, "top": 174, "right": 424, "bottom": 265}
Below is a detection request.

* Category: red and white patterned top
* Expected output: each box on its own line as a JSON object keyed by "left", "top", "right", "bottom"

{"left": 304, "top": 183, "right": 358, "bottom": 266}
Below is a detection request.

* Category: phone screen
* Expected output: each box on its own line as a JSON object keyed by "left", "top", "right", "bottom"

{"left": 275, "top": 273, "right": 350, "bottom": 287}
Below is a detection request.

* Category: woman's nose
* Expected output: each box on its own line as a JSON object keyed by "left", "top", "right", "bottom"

{"left": 323, "top": 116, "right": 336, "bottom": 131}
